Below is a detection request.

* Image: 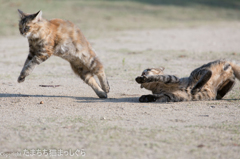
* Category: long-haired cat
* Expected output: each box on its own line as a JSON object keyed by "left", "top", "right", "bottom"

{"left": 17, "top": 10, "right": 109, "bottom": 98}
{"left": 135, "top": 60, "right": 240, "bottom": 102}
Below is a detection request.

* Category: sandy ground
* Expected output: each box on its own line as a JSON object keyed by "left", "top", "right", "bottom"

{"left": 0, "top": 26, "right": 240, "bottom": 159}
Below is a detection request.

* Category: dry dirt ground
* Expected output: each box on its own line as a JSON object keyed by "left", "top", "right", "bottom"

{"left": 0, "top": 26, "right": 240, "bottom": 159}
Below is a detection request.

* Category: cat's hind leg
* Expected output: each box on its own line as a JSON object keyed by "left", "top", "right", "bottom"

{"left": 70, "top": 64, "right": 107, "bottom": 98}
{"left": 89, "top": 57, "right": 110, "bottom": 93}
{"left": 97, "top": 71, "right": 110, "bottom": 93}
{"left": 191, "top": 69, "right": 212, "bottom": 95}
{"left": 216, "top": 80, "right": 235, "bottom": 99}
{"left": 84, "top": 73, "right": 107, "bottom": 98}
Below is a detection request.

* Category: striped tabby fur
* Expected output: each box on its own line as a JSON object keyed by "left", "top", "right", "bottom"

{"left": 17, "top": 10, "right": 109, "bottom": 98}
{"left": 136, "top": 60, "right": 240, "bottom": 102}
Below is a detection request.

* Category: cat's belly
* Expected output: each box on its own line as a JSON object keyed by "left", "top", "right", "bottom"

{"left": 54, "top": 42, "right": 94, "bottom": 69}
{"left": 54, "top": 43, "right": 79, "bottom": 61}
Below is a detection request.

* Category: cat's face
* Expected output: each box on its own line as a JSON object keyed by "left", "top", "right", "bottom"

{"left": 141, "top": 68, "right": 165, "bottom": 76}
{"left": 140, "top": 68, "right": 165, "bottom": 89}
{"left": 18, "top": 10, "right": 42, "bottom": 38}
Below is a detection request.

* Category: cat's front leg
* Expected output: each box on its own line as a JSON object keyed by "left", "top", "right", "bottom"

{"left": 18, "top": 55, "right": 49, "bottom": 83}
{"left": 18, "top": 56, "right": 39, "bottom": 83}
{"left": 18, "top": 75, "right": 26, "bottom": 83}
{"left": 136, "top": 75, "right": 180, "bottom": 84}
{"left": 23, "top": 54, "right": 33, "bottom": 66}
{"left": 18, "top": 54, "right": 34, "bottom": 82}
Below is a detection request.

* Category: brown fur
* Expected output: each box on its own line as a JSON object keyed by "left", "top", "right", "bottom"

{"left": 136, "top": 60, "right": 240, "bottom": 102}
{"left": 17, "top": 10, "right": 109, "bottom": 98}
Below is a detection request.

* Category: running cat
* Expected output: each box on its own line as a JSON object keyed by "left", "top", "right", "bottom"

{"left": 135, "top": 60, "right": 240, "bottom": 102}
{"left": 17, "top": 9, "right": 109, "bottom": 98}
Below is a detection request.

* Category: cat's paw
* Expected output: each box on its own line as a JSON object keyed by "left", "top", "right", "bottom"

{"left": 103, "top": 86, "right": 110, "bottom": 93}
{"left": 18, "top": 76, "right": 25, "bottom": 83}
{"left": 191, "top": 88, "right": 200, "bottom": 95}
{"left": 139, "top": 95, "right": 156, "bottom": 102}
{"left": 135, "top": 76, "right": 147, "bottom": 84}
{"left": 103, "top": 81, "right": 110, "bottom": 93}
{"left": 96, "top": 91, "right": 108, "bottom": 99}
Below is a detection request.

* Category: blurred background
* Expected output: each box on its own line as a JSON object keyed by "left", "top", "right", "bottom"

{"left": 0, "top": 0, "right": 240, "bottom": 38}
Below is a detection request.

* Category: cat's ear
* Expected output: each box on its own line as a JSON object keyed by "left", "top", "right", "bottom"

{"left": 159, "top": 67, "right": 165, "bottom": 71}
{"left": 32, "top": 10, "right": 42, "bottom": 23}
{"left": 18, "top": 9, "right": 26, "bottom": 19}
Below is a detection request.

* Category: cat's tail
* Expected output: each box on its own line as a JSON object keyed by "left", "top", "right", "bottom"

{"left": 229, "top": 61, "right": 240, "bottom": 80}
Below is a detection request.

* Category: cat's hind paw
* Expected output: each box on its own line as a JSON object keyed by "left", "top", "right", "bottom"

{"left": 139, "top": 95, "right": 156, "bottom": 102}
{"left": 96, "top": 91, "right": 108, "bottom": 99}
{"left": 191, "top": 88, "right": 200, "bottom": 95}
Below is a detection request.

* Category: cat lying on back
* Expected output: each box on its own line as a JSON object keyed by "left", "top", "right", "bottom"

{"left": 136, "top": 60, "right": 240, "bottom": 102}
{"left": 17, "top": 10, "right": 109, "bottom": 98}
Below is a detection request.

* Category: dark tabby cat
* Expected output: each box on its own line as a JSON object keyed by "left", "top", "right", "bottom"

{"left": 136, "top": 60, "right": 240, "bottom": 102}
{"left": 17, "top": 10, "right": 109, "bottom": 98}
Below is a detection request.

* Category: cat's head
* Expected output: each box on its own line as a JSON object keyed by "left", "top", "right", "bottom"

{"left": 139, "top": 67, "right": 165, "bottom": 89}
{"left": 18, "top": 9, "right": 43, "bottom": 38}
{"left": 141, "top": 67, "right": 165, "bottom": 76}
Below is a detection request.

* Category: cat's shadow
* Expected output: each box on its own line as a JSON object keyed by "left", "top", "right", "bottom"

{"left": 0, "top": 93, "right": 139, "bottom": 103}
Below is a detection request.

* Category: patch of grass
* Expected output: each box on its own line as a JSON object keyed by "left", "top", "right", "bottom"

{"left": 122, "top": 58, "right": 126, "bottom": 67}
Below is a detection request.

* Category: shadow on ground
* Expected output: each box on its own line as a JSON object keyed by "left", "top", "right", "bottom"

{"left": 0, "top": 93, "right": 239, "bottom": 104}
{"left": 0, "top": 93, "right": 140, "bottom": 103}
